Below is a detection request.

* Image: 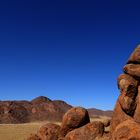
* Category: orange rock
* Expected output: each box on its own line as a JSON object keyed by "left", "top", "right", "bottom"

{"left": 112, "top": 120, "right": 140, "bottom": 140}
{"left": 65, "top": 121, "right": 104, "bottom": 140}
{"left": 110, "top": 100, "right": 132, "bottom": 134}
{"left": 124, "top": 64, "right": 140, "bottom": 79}
{"left": 110, "top": 45, "right": 140, "bottom": 139}
{"left": 118, "top": 92, "right": 136, "bottom": 115}
{"left": 37, "top": 123, "right": 60, "bottom": 140}
{"left": 117, "top": 74, "right": 138, "bottom": 98}
{"left": 59, "top": 107, "right": 90, "bottom": 137}
{"left": 134, "top": 86, "right": 140, "bottom": 123}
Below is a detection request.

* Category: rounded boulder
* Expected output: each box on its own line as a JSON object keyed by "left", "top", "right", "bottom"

{"left": 65, "top": 121, "right": 104, "bottom": 140}
{"left": 112, "top": 120, "right": 140, "bottom": 140}
{"left": 37, "top": 123, "right": 60, "bottom": 140}
{"left": 59, "top": 107, "right": 90, "bottom": 137}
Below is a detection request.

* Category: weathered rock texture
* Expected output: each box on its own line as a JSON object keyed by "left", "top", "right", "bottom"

{"left": 65, "top": 121, "right": 104, "bottom": 140}
{"left": 37, "top": 123, "right": 60, "bottom": 140}
{"left": 112, "top": 119, "right": 140, "bottom": 140}
{"left": 59, "top": 107, "right": 90, "bottom": 137}
{"left": 110, "top": 45, "right": 140, "bottom": 139}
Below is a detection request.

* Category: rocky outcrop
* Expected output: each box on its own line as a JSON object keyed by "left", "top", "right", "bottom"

{"left": 110, "top": 45, "right": 140, "bottom": 139}
{"left": 27, "top": 107, "right": 110, "bottom": 140}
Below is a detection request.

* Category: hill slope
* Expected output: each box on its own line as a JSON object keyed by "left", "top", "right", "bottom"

{"left": 0, "top": 96, "right": 112, "bottom": 124}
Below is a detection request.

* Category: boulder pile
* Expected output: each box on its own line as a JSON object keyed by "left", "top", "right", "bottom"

{"left": 110, "top": 45, "right": 140, "bottom": 139}
{"left": 27, "top": 107, "right": 109, "bottom": 140}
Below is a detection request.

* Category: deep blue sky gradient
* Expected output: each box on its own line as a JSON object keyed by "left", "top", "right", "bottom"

{"left": 0, "top": 0, "right": 140, "bottom": 110}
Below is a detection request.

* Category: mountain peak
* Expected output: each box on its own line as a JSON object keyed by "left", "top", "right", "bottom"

{"left": 31, "top": 96, "right": 52, "bottom": 104}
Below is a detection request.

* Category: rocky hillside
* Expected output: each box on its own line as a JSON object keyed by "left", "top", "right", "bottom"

{"left": 0, "top": 96, "right": 72, "bottom": 123}
{"left": 0, "top": 96, "right": 112, "bottom": 124}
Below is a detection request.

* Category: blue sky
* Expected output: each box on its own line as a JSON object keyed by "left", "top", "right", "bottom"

{"left": 0, "top": 0, "right": 140, "bottom": 110}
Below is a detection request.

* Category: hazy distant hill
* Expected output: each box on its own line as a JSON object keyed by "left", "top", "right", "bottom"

{"left": 0, "top": 96, "right": 112, "bottom": 124}
{"left": 88, "top": 108, "right": 113, "bottom": 117}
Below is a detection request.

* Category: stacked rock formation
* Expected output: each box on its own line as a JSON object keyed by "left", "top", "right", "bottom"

{"left": 27, "top": 107, "right": 109, "bottom": 140}
{"left": 110, "top": 45, "right": 140, "bottom": 139}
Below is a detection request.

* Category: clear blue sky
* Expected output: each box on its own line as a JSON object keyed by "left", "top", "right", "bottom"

{"left": 0, "top": 0, "right": 140, "bottom": 110}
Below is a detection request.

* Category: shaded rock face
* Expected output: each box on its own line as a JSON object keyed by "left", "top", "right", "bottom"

{"left": 59, "top": 107, "right": 90, "bottom": 137}
{"left": 110, "top": 45, "right": 140, "bottom": 139}
{"left": 65, "top": 121, "right": 104, "bottom": 140}
{"left": 0, "top": 96, "right": 72, "bottom": 123}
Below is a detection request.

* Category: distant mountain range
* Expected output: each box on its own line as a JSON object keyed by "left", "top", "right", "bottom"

{"left": 0, "top": 96, "right": 113, "bottom": 124}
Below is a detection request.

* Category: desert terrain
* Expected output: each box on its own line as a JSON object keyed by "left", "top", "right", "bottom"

{"left": 0, "top": 116, "right": 110, "bottom": 140}
{"left": 0, "top": 96, "right": 111, "bottom": 140}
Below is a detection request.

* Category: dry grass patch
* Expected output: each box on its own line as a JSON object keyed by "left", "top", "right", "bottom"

{"left": 0, "top": 116, "right": 111, "bottom": 140}
{"left": 0, "top": 121, "right": 60, "bottom": 140}
{"left": 90, "top": 115, "right": 111, "bottom": 122}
